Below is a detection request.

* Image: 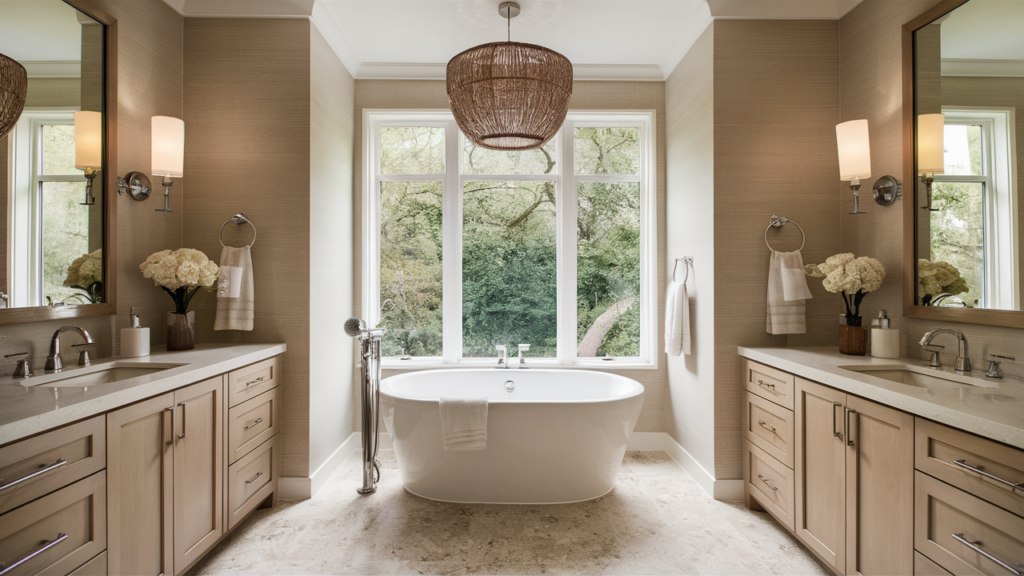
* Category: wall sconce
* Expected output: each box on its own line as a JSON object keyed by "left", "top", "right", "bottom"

{"left": 836, "top": 119, "right": 872, "bottom": 215}
{"left": 74, "top": 111, "right": 102, "bottom": 206}
{"left": 151, "top": 115, "right": 184, "bottom": 213}
{"left": 917, "top": 113, "right": 944, "bottom": 212}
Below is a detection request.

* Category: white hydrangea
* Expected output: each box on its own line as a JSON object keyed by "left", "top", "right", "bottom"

{"left": 140, "top": 248, "right": 220, "bottom": 291}
{"left": 810, "top": 253, "right": 886, "bottom": 295}
{"left": 64, "top": 249, "right": 103, "bottom": 289}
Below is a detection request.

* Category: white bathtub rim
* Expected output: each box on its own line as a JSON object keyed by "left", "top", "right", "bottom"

{"left": 401, "top": 483, "right": 617, "bottom": 505}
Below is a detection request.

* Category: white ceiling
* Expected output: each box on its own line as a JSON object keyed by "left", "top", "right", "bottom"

{"left": 940, "top": 0, "right": 1024, "bottom": 61}
{"left": 165, "top": 0, "right": 863, "bottom": 80}
{"left": 0, "top": 0, "right": 83, "bottom": 65}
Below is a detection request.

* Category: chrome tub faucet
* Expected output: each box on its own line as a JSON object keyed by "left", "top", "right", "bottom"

{"left": 919, "top": 328, "right": 971, "bottom": 372}
{"left": 495, "top": 344, "right": 508, "bottom": 369}
{"left": 45, "top": 326, "right": 95, "bottom": 372}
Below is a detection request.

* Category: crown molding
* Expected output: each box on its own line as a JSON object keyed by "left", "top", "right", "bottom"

{"left": 943, "top": 58, "right": 1024, "bottom": 78}
{"left": 22, "top": 61, "right": 81, "bottom": 79}
{"left": 706, "top": 0, "right": 862, "bottom": 19}
{"left": 661, "top": 1, "right": 714, "bottom": 80}
{"left": 355, "top": 62, "right": 665, "bottom": 82}
{"left": 161, "top": 0, "right": 313, "bottom": 17}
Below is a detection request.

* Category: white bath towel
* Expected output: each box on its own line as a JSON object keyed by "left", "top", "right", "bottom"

{"left": 766, "top": 250, "right": 812, "bottom": 335}
{"left": 439, "top": 397, "right": 488, "bottom": 451}
{"left": 664, "top": 281, "right": 691, "bottom": 356}
{"left": 215, "top": 246, "right": 254, "bottom": 331}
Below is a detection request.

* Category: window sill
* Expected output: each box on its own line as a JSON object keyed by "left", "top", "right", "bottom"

{"left": 374, "top": 359, "right": 658, "bottom": 371}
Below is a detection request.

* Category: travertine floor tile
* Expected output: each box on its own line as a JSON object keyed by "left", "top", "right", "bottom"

{"left": 190, "top": 451, "right": 826, "bottom": 575}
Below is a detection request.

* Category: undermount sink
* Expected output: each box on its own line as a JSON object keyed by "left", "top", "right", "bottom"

{"left": 839, "top": 364, "right": 998, "bottom": 389}
{"left": 21, "top": 362, "right": 186, "bottom": 388}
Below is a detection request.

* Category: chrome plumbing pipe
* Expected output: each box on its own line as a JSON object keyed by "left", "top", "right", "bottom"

{"left": 345, "top": 317, "right": 385, "bottom": 495}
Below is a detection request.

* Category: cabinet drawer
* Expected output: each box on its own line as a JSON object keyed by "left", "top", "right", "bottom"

{"left": 228, "top": 387, "right": 280, "bottom": 464}
{"left": 915, "top": 471, "right": 1024, "bottom": 576}
{"left": 916, "top": 418, "right": 1024, "bottom": 517}
{"left": 228, "top": 436, "right": 277, "bottom": 530}
{"left": 228, "top": 356, "right": 280, "bottom": 407}
{"left": 743, "top": 391, "right": 794, "bottom": 469}
{"left": 0, "top": 416, "right": 105, "bottom": 515}
{"left": 0, "top": 472, "right": 106, "bottom": 576}
{"left": 743, "top": 440, "right": 794, "bottom": 531}
{"left": 743, "top": 359, "right": 795, "bottom": 410}
{"left": 914, "top": 551, "right": 953, "bottom": 576}
{"left": 69, "top": 552, "right": 106, "bottom": 576}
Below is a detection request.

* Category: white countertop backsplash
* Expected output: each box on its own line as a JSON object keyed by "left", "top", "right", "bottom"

{"left": 0, "top": 343, "right": 286, "bottom": 445}
{"left": 739, "top": 346, "right": 1024, "bottom": 449}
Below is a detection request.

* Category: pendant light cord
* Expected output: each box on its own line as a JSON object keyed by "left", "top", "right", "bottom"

{"left": 507, "top": 8, "right": 510, "bottom": 42}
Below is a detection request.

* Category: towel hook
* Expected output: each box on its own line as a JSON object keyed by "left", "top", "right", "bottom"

{"left": 219, "top": 212, "right": 256, "bottom": 248}
{"left": 672, "top": 257, "right": 693, "bottom": 284}
{"left": 764, "top": 215, "right": 805, "bottom": 251}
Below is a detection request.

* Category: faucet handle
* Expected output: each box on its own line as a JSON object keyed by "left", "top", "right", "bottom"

{"left": 518, "top": 344, "right": 530, "bottom": 353}
{"left": 5, "top": 352, "right": 33, "bottom": 378}
{"left": 985, "top": 354, "right": 1015, "bottom": 379}
{"left": 923, "top": 344, "right": 944, "bottom": 368}
{"left": 495, "top": 344, "right": 507, "bottom": 353}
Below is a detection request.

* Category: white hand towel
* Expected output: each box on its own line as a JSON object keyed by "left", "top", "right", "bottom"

{"left": 767, "top": 250, "right": 812, "bottom": 335}
{"left": 664, "top": 281, "right": 691, "bottom": 356}
{"left": 215, "top": 246, "right": 254, "bottom": 331}
{"left": 439, "top": 397, "right": 488, "bottom": 451}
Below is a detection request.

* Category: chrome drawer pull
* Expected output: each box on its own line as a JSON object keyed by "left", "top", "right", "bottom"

{"left": 757, "top": 419, "right": 777, "bottom": 434}
{"left": 0, "top": 459, "right": 67, "bottom": 492}
{"left": 953, "top": 460, "right": 1024, "bottom": 493}
{"left": 0, "top": 533, "right": 68, "bottom": 575}
{"left": 245, "top": 376, "right": 265, "bottom": 387}
{"left": 244, "top": 417, "right": 264, "bottom": 430}
{"left": 757, "top": 379, "right": 776, "bottom": 392}
{"left": 952, "top": 533, "right": 1021, "bottom": 576}
{"left": 245, "top": 471, "right": 264, "bottom": 484}
{"left": 757, "top": 474, "right": 778, "bottom": 491}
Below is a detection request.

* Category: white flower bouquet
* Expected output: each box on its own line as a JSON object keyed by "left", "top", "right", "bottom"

{"left": 140, "top": 248, "right": 220, "bottom": 314}
{"left": 63, "top": 249, "right": 103, "bottom": 304}
{"left": 805, "top": 253, "right": 886, "bottom": 325}
{"left": 917, "top": 259, "right": 969, "bottom": 305}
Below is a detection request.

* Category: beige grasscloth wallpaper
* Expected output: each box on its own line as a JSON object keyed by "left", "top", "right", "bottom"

{"left": 351, "top": 79, "right": 668, "bottom": 434}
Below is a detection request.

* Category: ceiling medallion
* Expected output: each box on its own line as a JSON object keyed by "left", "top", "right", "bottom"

{"left": 446, "top": 1, "right": 573, "bottom": 151}
{"left": 0, "top": 53, "right": 28, "bottom": 139}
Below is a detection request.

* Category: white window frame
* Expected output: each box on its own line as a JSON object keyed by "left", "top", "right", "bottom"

{"left": 936, "top": 107, "right": 1019, "bottom": 309}
{"left": 363, "top": 110, "right": 657, "bottom": 369}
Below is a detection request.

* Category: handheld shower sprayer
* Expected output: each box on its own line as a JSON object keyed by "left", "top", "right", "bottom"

{"left": 344, "top": 317, "right": 366, "bottom": 337}
{"left": 349, "top": 316, "right": 384, "bottom": 494}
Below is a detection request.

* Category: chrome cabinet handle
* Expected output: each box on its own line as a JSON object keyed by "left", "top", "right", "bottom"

{"left": 0, "top": 459, "right": 67, "bottom": 491}
{"left": 757, "top": 474, "right": 778, "bottom": 491}
{"left": 245, "top": 376, "right": 265, "bottom": 387}
{"left": 244, "top": 417, "right": 264, "bottom": 430}
{"left": 952, "top": 533, "right": 1021, "bottom": 576}
{"left": 757, "top": 379, "right": 776, "bottom": 392}
{"left": 953, "top": 460, "right": 1024, "bottom": 493}
{"left": 757, "top": 419, "right": 776, "bottom": 434}
{"left": 245, "top": 471, "right": 263, "bottom": 484}
{"left": 165, "top": 406, "right": 175, "bottom": 445}
{"left": 177, "top": 401, "right": 186, "bottom": 439}
{"left": 846, "top": 408, "right": 857, "bottom": 446}
{"left": 833, "top": 403, "right": 844, "bottom": 438}
{"left": 0, "top": 533, "right": 68, "bottom": 575}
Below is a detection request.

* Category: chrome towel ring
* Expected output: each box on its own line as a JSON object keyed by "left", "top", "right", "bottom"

{"left": 672, "top": 256, "right": 693, "bottom": 284}
{"left": 219, "top": 212, "right": 256, "bottom": 248}
{"left": 764, "top": 215, "right": 805, "bottom": 251}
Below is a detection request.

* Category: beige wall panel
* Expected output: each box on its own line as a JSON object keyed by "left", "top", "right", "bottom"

{"left": 24, "top": 78, "right": 81, "bottom": 109}
{"left": 183, "top": 18, "right": 312, "bottom": 477}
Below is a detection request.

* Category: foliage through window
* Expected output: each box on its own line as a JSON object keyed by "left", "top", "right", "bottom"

{"left": 367, "top": 113, "right": 655, "bottom": 366}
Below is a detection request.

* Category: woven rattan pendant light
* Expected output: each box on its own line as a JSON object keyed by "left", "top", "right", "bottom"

{"left": 0, "top": 53, "right": 28, "bottom": 140}
{"left": 447, "top": 1, "right": 573, "bottom": 151}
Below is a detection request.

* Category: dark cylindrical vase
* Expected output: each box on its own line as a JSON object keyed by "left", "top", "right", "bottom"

{"left": 167, "top": 311, "right": 196, "bottom": 351}
{"left": 839, "top": 317, "right": 867, "bottom": 356}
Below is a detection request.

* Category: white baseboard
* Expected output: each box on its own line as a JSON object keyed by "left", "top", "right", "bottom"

{"left": 629, "top": 432, "right": 743, "bottom": 502}
{"left": 279, "top": 432, "right": 363, "bottom": 500}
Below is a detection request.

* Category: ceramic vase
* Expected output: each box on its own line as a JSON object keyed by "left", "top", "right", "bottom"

{"left": 839, "top": 316, "right": 867, "bottom": 356}
{"left": 167, "top": 311, "right": 196, "bottom": 351}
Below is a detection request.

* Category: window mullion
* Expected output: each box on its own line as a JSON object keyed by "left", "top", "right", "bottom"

{"left": 442, "top": 120, "right": 463, "bottom": 363}
{"left": 557, "top": 121, "right": 577, "bottom": 366}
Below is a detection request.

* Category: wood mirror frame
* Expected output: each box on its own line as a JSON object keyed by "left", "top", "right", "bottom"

{"left": 0, "top": 0, "right": 117, "bottom": 325}
{"left": 901, "top": 0, "right": 1024, "bottom": 329}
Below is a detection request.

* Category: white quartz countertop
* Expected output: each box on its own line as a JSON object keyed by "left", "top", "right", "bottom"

{"left": 0, "top": 343, "right": 286, "bottom": 445}
{"left": 738, "top": 346, "right": 1024, "bottom": 449}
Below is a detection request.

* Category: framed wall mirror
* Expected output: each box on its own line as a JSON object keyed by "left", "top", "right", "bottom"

{"left": 903, "top": 0, "right": 1024, "bottom": 328}
{"left": 0, "top": 0, "right": 117, "bottom": 324}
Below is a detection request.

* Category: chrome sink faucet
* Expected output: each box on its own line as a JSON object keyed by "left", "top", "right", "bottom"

{"left": 45, "top": 326, "right": 95, "bottom": 372}
{"left": 919, "top": 328, "right": 971, "bottom": 372}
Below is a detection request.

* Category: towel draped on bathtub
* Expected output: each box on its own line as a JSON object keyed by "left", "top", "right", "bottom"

{"left": 438, "top": 397, "right": 488, "bottom": 451}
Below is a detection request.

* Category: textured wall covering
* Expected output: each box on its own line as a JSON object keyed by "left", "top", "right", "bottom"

{"left": 665, "top": 24, "right": 717, "bottom": 476}
{"left": 183, "top": 18, "right": 313, "bottom": 478}
{"left": 352, "top": 79, "right": 668, "bottom": 434}
{"left": 0, "top": 0, "right": 183, "bottom": 375}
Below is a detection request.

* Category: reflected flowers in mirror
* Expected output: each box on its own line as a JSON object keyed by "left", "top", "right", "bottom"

{"left": 63, "top": 249, "right": 103, "bottom": 304}
{"left": 918, "top": 259, "right": 973, "bottom": 307}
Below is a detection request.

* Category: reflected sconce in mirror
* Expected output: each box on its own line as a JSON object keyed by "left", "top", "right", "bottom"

{"left": 917, "top": 113, "right": 944, "bottom": 212}
{"left": 151, "top": 115, "right": 184, "bottom": 213}
{"left": 836, "top": 119, "right": 872, "bottom": 214}
{"left": 74, "top": 111, "right": 102, "bottom": 206}
{"left": 0, "top": 53, "right": 27, "bottom": 140}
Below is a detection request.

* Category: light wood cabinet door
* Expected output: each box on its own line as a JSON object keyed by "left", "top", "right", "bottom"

{"left": 844, "top": 395, "right": 914, "bottom": 576}
{"left": 795, "top": 378, "right": 846, "bottom": 573}
{"left": 173, "top": 377, "right": 224, "bottom": 574}
{"left": 107, "top": 393, "right": 175, "bottom": 576}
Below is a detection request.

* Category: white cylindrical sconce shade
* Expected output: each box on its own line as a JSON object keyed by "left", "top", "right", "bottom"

{"left": 917, "top": 113, "right": 945, "bottom": 174}
{"left": 151, "top": 115, "right": 184, "bottom": 178}
{"left": 74, "top": 111, "right": 102, "bottom": 170}
{"left": 836, "top": 119, "right": 872, "bottom": 181}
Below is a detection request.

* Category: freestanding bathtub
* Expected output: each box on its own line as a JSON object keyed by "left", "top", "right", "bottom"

{"left": 380, "top": 369, "right": 644, "bottom": 504}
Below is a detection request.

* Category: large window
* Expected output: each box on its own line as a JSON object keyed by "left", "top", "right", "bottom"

{"left": 365, "top": 112, "right": 656, "bottom": 368}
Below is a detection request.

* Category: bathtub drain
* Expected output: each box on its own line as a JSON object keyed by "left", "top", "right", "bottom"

{"left": 504, "top": 380, "right": 515, "bottom": 393}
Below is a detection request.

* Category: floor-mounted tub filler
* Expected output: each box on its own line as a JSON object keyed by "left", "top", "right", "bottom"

{"left": 381, "top": 369, "right": 645, "bottom": 504}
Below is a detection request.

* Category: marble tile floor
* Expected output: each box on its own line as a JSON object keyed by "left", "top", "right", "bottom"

{"left": 190, "top": 451, "right": 828, "bottom": 575}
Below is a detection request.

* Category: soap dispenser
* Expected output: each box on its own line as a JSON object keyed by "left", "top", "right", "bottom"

{"left": 121, "top": 307, "right": 150, "bottom": 358}
{"left": 871, "top": 309, "right": 900, "bottom": 359}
